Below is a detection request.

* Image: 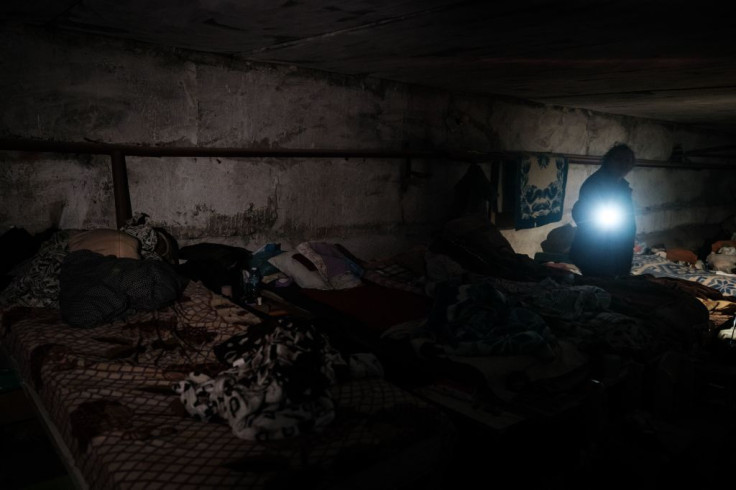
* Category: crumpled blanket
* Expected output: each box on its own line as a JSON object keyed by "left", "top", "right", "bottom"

{"left": 425, "top": 277, "right": 559, "bottom": 360}
{"left": 483, "top": 277, "right": 668, "bottom": 355}
{"left": 487, "top": 276, "right": 612, "bottom": 320}
{"left": 174, "top": 316, "right": 345, "bottom": 441}
{"left": 424, "top": 275, "right": 661, "bottom": 359}
{"left": 59, "top": 249, "right": 188, "bottom": 328}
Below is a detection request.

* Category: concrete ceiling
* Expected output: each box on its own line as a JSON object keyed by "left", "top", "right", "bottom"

{"left": 4, "top": 0, "right": 736, "bottom": 138}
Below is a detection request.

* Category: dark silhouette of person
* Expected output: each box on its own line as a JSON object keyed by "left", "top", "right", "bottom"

{"left": 569, "top": 143, "right": 637, "bottom": 278}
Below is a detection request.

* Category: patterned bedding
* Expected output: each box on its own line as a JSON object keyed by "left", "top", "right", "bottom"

{"left": 0, "top": 280, "right": 454, "bottom": 490}
{"left": 631, "top": 253, "right": 736, "bottom": 297}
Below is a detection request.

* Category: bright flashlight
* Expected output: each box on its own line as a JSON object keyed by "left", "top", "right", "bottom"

{"left": 594, "top": 203, "right": 623, "bottom": 229}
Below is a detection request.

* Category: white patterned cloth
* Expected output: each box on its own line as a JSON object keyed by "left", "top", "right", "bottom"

{"left": 174, "top": 316, "right": 344, "bottom": 441}
{"left": 515, "top": 153, "right": 568, "bottom": 229}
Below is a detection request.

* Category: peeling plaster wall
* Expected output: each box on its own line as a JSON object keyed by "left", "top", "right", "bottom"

{"left": 0, "top": 154, "right": 114, "bottom": 232}
{"left": 493, "top": 108, "right": 736, "bottom": 257}
{"left": 1, "top": 24, "right": 734, "bottom": 260}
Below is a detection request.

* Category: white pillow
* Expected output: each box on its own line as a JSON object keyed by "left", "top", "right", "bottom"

{"left": 707, "top": 252, "right": 736, "bottom": 274}
{"left": 68, "top": 229, "right": 140, "bottom": 259}
{"left": 267, "top": 251, "right": 331, "bottom": 289}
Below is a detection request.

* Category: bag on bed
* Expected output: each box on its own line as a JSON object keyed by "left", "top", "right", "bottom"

{"left": 176, "top": 242, "right": 251, "bottom": 299}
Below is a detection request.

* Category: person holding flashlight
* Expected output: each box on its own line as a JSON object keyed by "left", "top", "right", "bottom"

{"left": 569, "top": 143, "right": 637, "bottom": 278}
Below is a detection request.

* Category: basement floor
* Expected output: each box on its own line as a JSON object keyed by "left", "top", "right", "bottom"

{"left": 2, "top": 347, "right": 736, "bottom": 490}
{"left": 0, "top": 352, "right": 75, "bottom": 490}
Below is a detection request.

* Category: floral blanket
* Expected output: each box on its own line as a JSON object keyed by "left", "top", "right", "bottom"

{"left": 632, "top": 253, "right": 736, "bottom": 297}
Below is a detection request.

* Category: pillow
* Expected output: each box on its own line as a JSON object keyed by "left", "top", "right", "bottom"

{"left": 292, "top": 253, "right": 319, "bottom": 271}
{"left": 267, "top": 251, "right": 331, "bottom": 289}
{"left": 295, "top": 242, "right": 363, "bottom": 289}
{"left": 665, "top": 248, "right": 697, "bottom": 265}
{"left": 250, "top": 243, "right": 285, "bottom": 276}
{"left": 712, "top": 240, "right": 736, "bottom": 254}
{"left": 68, "top": 229, "right": 140, "bottom": 259}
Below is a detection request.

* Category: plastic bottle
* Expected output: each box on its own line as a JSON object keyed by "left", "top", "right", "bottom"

{"left": 243, "top": 266, "right": 262, "bottom": 305}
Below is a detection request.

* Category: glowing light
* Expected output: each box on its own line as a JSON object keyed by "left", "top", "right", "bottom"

{"left": 594, "top": 203, "right": 623, "bottom": 229}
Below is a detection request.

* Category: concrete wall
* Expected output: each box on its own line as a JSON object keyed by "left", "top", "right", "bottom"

{"left": 1, "top": 23, "right": 734, "bottom": 260}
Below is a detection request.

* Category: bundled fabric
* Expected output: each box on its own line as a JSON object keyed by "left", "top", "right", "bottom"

{"left": 59, "top": 249, "right": 188, "bottom": 328}
{"left": 121, "top": 213, "right": 180, "bottom": 264}
{"left": 422, "top": 274, "right": 671, "bottom": 360}
{"left": 1, "top": 221, "right": 178, "bottom": 309}
{"left": 174, "top": 316, "right": 345, "bottom": 441}
{"left": 0, "top": 230, "right": 70, "bottom": 308}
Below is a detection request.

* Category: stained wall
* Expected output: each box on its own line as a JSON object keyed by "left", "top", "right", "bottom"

{"left": 1, "top": 23, "right": 733, "bottom": 259}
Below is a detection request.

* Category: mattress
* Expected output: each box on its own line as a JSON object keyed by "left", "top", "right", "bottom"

{"left": 0, "top": 280, "right": 455, "bottom": 490}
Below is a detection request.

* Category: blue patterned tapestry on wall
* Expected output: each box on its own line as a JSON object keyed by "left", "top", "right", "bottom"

{"left": 514, "top": 153, "right": 568, "bottom": 230}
